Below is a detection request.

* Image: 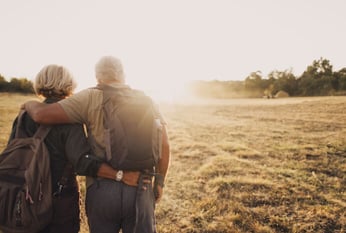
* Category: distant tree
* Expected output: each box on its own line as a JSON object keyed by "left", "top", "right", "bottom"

{"left": 177, "top": 57, "right": 344, "bottom": 99}
{"left": 268, "top": 69, "right": 298, "bottom": 96}
{"left": 302, "top": 57, "right": 333, "bottom": 79}
{"left": 244, "top": 71, "right": 267, "bottom": 97}
{"left": 244, "top": 71, "right": 262, "bottom": 89}
{"left": 334, "top": 67, "right": 346, "bottom": 91}
{"left": 298, "top": 58, "right": 335, "bottom": 96}
{"left": 0, "top": 74, "right": 6, "bottom": 91}
{"left": 8, "top": 77, "right": 34, "bottom": 93}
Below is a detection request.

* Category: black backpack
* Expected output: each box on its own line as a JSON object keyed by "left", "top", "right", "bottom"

{"left": 97, "top": 84, "right": 163, "bottom": 171}
{"left": 0, "top": 111, "right": 53, "bottom": 233}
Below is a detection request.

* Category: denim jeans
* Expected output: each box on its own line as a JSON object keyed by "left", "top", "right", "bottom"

{"left": 86, "top": 176, "right": 156, "bottom": 233}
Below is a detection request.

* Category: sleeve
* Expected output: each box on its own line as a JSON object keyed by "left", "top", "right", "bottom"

{"left": 58, "top": 89, "right": 91, "bottom": 124}
{"left": 64, "top": 124, "right": 102, "bottom": 177}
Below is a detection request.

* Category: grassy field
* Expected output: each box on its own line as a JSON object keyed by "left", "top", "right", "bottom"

{"left": 1, "top": 93, "right": 346, "bottom": 233}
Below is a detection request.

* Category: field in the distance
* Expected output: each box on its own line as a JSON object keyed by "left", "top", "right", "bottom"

{"left": 1, "top": 93, "right": 346, "bottom": 233}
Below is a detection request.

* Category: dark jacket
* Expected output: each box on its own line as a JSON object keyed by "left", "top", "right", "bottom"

{"left": 8, "top": 98, "right": 102, "bottom": 193}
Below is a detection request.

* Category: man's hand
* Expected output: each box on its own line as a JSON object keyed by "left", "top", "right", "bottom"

{"left": 123, "top": 171, "right": 153, "bottom": 191}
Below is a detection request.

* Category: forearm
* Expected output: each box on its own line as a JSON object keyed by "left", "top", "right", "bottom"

{"left": 23, "top": 101, "right": 71, "bottom": 124}
{"left": 96, "top": 163, "right": 117, "bottom": 179}
{"left": 157, "top": 151, "right": 169, "bottom": 179}
{"left": 157, "top": 125, "right": 170, "bottom": 181}
{"left": 154, "top": 126, "right": 170, "bottom": 203}
{"left": 73, "top": 152, "right": 141, "bottom": 186}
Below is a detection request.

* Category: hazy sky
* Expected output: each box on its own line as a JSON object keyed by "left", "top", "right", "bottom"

{"left": 1, "top": 0, "right": 346, "bottom": 100}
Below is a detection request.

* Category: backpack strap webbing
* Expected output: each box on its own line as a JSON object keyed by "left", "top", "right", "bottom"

{"left": 96, "top": 84, "right": 130, "bottom": 162}
{"left": 14, "top": 110, "right": 29, "bottom": 138}
{"left": 33, "top": 125, "right": 52, "bottom": 140}
{"left": 14, "top": 110, "right": 52, "bottom": 139}
{"left": 53, "top": 163, "right": 74, "bottom": 197}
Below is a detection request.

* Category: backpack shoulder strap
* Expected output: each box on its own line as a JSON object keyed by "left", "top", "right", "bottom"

{"left": 14, "top": 110, "right": 51, "bottom": 139}
{"left": 97, "top": 83, "right": 132, "bottom": 126}
{"left": 97, "top": 84, "right": 125, "bottom": 162}
{"left": 14, "top": 110, "right": 28, "bottom": 138}
{"left": 33, "top": 125, "right": 52, "bottom": 140}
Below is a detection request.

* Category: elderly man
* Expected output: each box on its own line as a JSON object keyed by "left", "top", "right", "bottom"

{"left": 23, "top": 56, "right": 170, "bottom": 233}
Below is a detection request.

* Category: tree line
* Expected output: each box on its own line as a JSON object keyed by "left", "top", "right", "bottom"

{"left": 189, "top": 57, "right": 346, "bottom": 98}
{"left": 2, "top": 57, "right": 346, "bottom": 98}
{"left": 0, "top": 74, "right": 34, "bottom": 94}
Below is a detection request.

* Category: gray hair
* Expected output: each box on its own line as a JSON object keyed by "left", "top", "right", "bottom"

{"left": 34, "top": 64, "right": 77, "bottom": 98}
{"left": 95, "top": 56, "right": 125, "bottom": 83}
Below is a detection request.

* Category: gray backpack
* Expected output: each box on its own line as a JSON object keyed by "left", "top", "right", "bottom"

{"left": 96, "top": 84, "right": 163, "bottom": 171}
{"left": 0, "top": 111, "right": 53, "bottom": 233}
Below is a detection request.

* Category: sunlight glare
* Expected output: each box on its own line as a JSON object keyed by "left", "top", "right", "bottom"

{"left": 130, "top": 80, "right": 192, "bottom": 103}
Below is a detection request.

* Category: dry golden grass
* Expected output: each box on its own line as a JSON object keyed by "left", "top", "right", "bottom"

{"left": 1, "top": 94, "right": 346, "bottom": 233}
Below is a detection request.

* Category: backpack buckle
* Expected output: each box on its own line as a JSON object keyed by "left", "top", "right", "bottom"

{"left": 53, "top": 183, "right": 64, "bottom": 197}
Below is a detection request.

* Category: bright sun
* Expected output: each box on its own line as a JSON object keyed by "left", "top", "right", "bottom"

{"left": 144, "top": 83, "right": 191, "bottom": 103}
{"left": 76, "top": 78, "right": 193, "bottom": 103}
{"left": 129, "top": 80, "right": 192, "bottom": 103}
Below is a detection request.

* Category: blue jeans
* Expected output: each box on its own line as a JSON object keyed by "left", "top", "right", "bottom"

{"left": 86, "top": 176, "right": 156, "bottom": 233}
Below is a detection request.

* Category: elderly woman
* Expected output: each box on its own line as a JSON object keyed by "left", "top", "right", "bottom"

{"left": 7, "top": 64, "right": 140, "bottom": 233}
{"left": 7, "top": 65, "right": 93, "bottom": 233}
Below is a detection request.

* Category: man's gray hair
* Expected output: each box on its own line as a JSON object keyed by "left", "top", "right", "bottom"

{"left": 95, "top": 56, "right": 125, "bottom": 83}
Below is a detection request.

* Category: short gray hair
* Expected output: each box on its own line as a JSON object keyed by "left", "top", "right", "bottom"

{"left": 34, "top": 64, "right": 77, "bottom": 98}
{"left": 95, "top": 56, "right": 125, "bottom": 83}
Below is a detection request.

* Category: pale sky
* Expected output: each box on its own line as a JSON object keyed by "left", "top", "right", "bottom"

{"left": 1, "top": 0, "right": 346, "bottom": 100}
